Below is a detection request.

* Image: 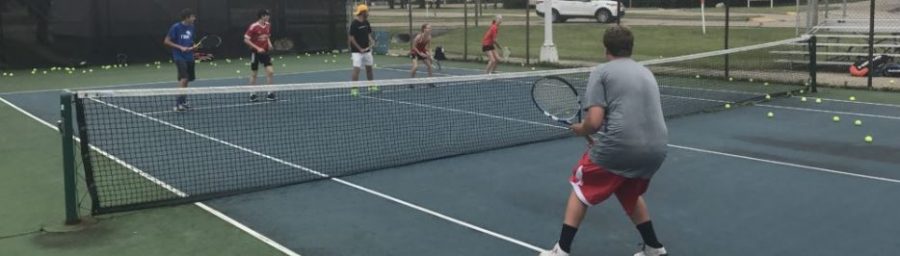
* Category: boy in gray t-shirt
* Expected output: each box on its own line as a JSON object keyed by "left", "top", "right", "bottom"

{"left": 540, "top": 26, "right": 669, "bottom": 256}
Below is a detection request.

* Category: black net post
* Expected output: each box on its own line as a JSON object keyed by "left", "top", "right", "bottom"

{"left": 464, "top": 0, "right": 469, "bottom": 61}
{"left": 408, "top": 1, "right": 413, "bottom": 52}
{"left": 808, "top": 36, "right": 818, "bottom": 93}
{"left": 60, "top": 92, "right": 80, "bottom": 225}
{"left": 526, "top": 0, "right": 530, "bottom": 65}
{"left": 724, "top": 1, "right": 730, "bottom": 79}
{"left": 866, "top": 0, "right": 874, "bottom": 88}
{"left": 616, "top": 1, "right": 621, "bottom": 25}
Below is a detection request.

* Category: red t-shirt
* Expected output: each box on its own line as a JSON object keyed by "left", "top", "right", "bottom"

{"left": 244, "top": 21, "right": 271, "bottom": 52}
{"left": 481, "top": 23, "right": 498, "bottom": 46}
{"left": 410, "top": 36, "right": 429, "bottom": 55}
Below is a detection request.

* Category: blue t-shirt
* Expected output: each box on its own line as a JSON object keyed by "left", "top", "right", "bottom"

{"left": 167, "top": 22, "right": 194, "bottom": 61}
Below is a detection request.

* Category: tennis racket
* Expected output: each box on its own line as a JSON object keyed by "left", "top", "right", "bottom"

{"left": 531, "top": 76, "right": 581, "bottom": 125}
{"left": 194, "top": 35, "right": 222, "bottom": 50}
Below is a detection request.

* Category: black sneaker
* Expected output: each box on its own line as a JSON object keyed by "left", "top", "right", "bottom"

{"left": 266, "top": 93, "right": 276, "bottom": 101}
{"left": 250, "top": 93, "right": 259, "bottom": 102}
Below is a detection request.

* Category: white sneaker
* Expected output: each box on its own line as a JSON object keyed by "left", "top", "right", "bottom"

{"left": 634, "top": 244, "right": 668, "bottom": 256}
{"left": 539, "top": 243, "right": 569, "bottom": 256}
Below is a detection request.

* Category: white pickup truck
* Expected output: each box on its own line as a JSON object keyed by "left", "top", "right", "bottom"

{"left": 535, "top": 0, "right": 625, "bottom": 23}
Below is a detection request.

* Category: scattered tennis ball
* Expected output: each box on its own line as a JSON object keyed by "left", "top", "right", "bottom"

{"left": 815, "top": 98, "right": 822, "bottom": 103}
{"left": 854, "top": 120, "right": 862, "bottom": 126}
{"left": 239, "top": 57, "right": 243, "bottom": 61}
{"left": 767, "top": 112, "right": 774, "bottom": 118}
{"left": 864, "top": 135, "right": 873, "bottom": 143}
{"left": 82, "top": 70, "right": 87, "bottom": 74}
{"left": 331, "top": 59, "right": 337, "bottom": 63}
{"left": 332, "top": 55, "right": 337, "bottom": 58}
{"left": 31, "top": 70, "right": 36, "bottom": 75}
{"left": 282, "top": 64, "right": 286, "bottom": 67}
{"left": 236, "top": 70, "right": 241, "bottom": 74}
{"left": 89, "top": 69, "right": 93, "bottom": 73}
{"left": 695, "top": 75, "right": 700, "bottom": 79}
{"left": 764, "top": 82, "right": 769, "bottom": 86}
{"left": 729, "top": 77, "right": 734, "bottom": 81}
{"left": 801, "top": 97, "right": 807, "bottom": 102}
{"left": 324, "top": 59, "right": 328, "bottom": 63}
{"left": 350, "top": 88, "right": 359, "bottom": 96}
{"left": 368, "top": 86, "right": 379, "bottom": 92}
{"left": 765, "top": 94, "right": 771, "bottom": 100}
{"left": 890, "top": 79, "right": 895, "bottom": 84}
{"left": 156, "top": 66, "right": 161, "bottom": 69}
{"left": 146, "top": 64, "right": 151, "bottom": 67}
{"left": 724, "top": 103, "right": 731, "bottom": 109}
{"left": 1, "top": 72, "right": 7, "bottom": 76}
{"left": 278, "top": 56, "right": 283, "bottom": 60}
{"left": 8, "top": 73, "right": 12, "bottom": 77}
{"left": 849, "top": 96, "right": 856, "bottom": 101}
{"left": 531, "top": 67, "right": 536, "bottom": 70}
{"left": 42, "top": 71, "right": 48, "bottom": 74}
{"left": 749, "top": 78, "right": 754, "bottom": 82}
{"left": 124, "top": 64, "right": 128, "bottom": 67}
{"left": 799, "top": 89, "right": 805, "bottom": 94}
{"left": 832, "top": 116, "right": 840, "bottom": 122}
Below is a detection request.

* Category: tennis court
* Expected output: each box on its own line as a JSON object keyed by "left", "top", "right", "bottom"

{"left": 3, "top": 47, "right": 899, "bottom": 255}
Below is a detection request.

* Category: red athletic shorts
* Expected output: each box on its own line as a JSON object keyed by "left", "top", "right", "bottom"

{"left": 570, "top": 152, "right": 651, "bottom": 215}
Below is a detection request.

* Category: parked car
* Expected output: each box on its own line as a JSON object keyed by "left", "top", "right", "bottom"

{"left": 535, "top": 0, "right": 624, "bottom": 23}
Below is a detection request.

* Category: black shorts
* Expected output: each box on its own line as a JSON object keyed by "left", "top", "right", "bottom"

{"left": 482, "top": 45, "right": 495, "bottom": 52}
{"left": 409, "top": 53, "right": 429, "bottom": 60}
{"left": 175, "top": 60, "right": 196, "bottom": 82}
{"left": 251, "top": 52, "right": 273, "bottom": 71}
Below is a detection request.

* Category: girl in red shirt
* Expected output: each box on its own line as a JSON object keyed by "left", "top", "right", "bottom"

{"left": 409, "top": 23, "right": 433, "bottom": 78}
{"left": 482, "top": 15, "right": 503, "bottom": 74}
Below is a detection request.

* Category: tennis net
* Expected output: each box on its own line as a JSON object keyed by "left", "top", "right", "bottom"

{"left": 66, "top": 36, "right": 815, "bottom": 214}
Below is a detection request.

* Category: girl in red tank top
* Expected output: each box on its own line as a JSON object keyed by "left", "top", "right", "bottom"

{"left": 410, "top": 23, "right": 433, "bottom": 78}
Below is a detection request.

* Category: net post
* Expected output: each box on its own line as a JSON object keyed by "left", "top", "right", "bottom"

{"left": 866, "top": 0, "right": 874, "bottom": 89}
{"left": 464, "top": 0, "right": 468, "bottom": 61}
{"left": 808, "top": 35, "right": 818, "bottom": 93}
{"left": 724, "top": 1, "right": 730, "bottom": 79}
{"left": 526, "top": 0, "right": 530, "bottom": 65}
{"left": 60, "top": 92, "right": 80, "bottom": 225}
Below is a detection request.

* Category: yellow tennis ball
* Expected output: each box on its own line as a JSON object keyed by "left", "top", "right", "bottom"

{"left": 890, "top": 79, "right": 895, "bottom": 84}
{"left": 724, "top": 103, "right": 731, "bottom": 109}
{"left": 832, "top": 116, "right": 840, "bottom": 122}
{"left": 324, "top": 59, "right": 328, "bottom": 63}
{"left": 815, "top": 98, "right": 822, "bottom": 103}
{"left": 799, "top": 89, "right": 805, "bottom": 94}
{"left": 332, "top": 59, "right": 337, "bottom": 63}
{"left": 749, "top": 78, "right": 754, "bottom": 82}
{"left": 42, "top": 71, "right": 48, "bottom": 74}
{"left": 350, "top": 88, "right": 360, "bottom": 97}
{"left": 8, "top": 73, "right": 13, "bottom": 77}
{"left": 849, "top": 96, "right": 856, "bottom": 101}
{"left": 729, "top": 77, "right": 734, "bottom": 81}
{"left": 531, "top": 67, "right": 536, "bottom": 70}
{"left": 695, "top": 75, "right": 700, "bottom": 79}
{"left": 854, "top": 120, "right": 862, "bottom": 126}
{"left": 801, "top": 97, "right": 807, "bottom": 102}
{"left": 156, "top": 66, "right": 161, "bottom": 69}
{"left": 864, "top": 135, "right": 873, "bottom": 143}
{"left": 236, "top": 70, "right": 241, "bottom": 74}
{"left": 764, "top": 82, "right": 769, "bottom": 86}
{"left": 765, "top": 94, "right": 771, "bottom": 100}
{"left": 282, "top": 64, "right": 286, "bottom": 67}
{"left": 767, "top": 112, "right": 774, "bottom": 118}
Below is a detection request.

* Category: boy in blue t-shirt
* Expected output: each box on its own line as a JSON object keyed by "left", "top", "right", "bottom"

{"left": 163, "top": 9, "right": 197, "bottom": 112}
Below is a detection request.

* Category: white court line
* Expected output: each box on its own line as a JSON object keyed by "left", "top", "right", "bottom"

{"left": 89, "top": 97, "right": 546, "bottom": 253}
{"left": 758, "top": 104, "right": 900, "bottom": 120}
{"left": 0, "top": 96, "right": 301, "bottom": 256}
{"left": 142, "top": 99, "right": 293, "bottom": 115}
{"left": 357, "top": 95, "right": 900, "bottom": 185}
{"left": 0, "top": 67, "right": 353, "bottom": 96}
{"left": 816, "top": 97, "right": 900, "bottom": 108}
{"left": 663, "top": 95, "right": 732, "bottom": 103}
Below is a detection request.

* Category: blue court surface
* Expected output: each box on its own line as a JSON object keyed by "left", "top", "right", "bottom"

{"left": 2, "top": 64, "right": 899, "bottom": 255}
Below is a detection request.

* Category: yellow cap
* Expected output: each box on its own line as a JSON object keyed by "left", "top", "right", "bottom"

{"left": 354, "top": 4, "right": 369, "bottom": 15}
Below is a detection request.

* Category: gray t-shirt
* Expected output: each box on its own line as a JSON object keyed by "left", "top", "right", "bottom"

{"left": 584, "top": 58, "right": 668, "bottom": 179}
